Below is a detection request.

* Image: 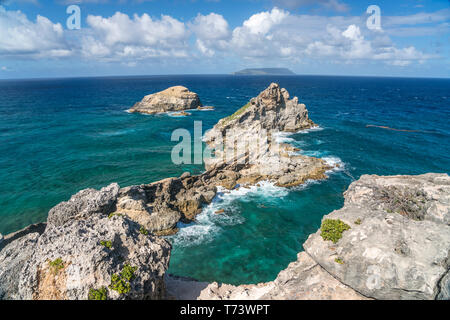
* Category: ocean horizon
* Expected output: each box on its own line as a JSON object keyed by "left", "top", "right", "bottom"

{"left": 1, "top": 74, "right": 449, "bottom": 285}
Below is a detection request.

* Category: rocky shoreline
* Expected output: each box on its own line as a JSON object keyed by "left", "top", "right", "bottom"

{"left": 191, "top": 173, "right": 450, "bottom": 300}
{"left": 0, "top": 83, "right": 448, "bottom": 300}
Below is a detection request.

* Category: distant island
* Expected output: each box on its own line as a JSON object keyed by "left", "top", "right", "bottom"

{"left": 232, "top": 68, "right": 295, "bottom": 75}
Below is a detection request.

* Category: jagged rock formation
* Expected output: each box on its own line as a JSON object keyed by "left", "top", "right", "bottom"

{"left": 129, "top": 86, "right": 202, "bottom": 114}
{"left": 115, "top": 83, "right": 329, "bottom": 234}
{"left": 187, "top": 173, "right": 450, "bottom": 300}
{"left": 204, "top": 83, "right": 329, "bottom": 187}
{"left": 3, "top": 83, "right": 446, "bottom": 301}
{"left": 0, "top": 184, "right": 171, "bottom": 300}
{"left": 47, "top": 183, "right": 120, "bottom": 228}
{"left": 112, "top": 173, "right": 217, "bottom": 235}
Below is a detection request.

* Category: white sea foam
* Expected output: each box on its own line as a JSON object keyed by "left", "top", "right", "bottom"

{"left": 274, "top": 132, "right": 295, "bottom": 143}
{"left": 322, "top": 156, "right": 345, "bottom": 173}
{"left": 170, "top": 181, "right": 288, "bottom": 247}
{"left": 297, "top": 126, "right": 324, "bottom": 134}
{"left": 274, "top": 126, "right": 323, "bottom": 143}
{"left": 98, "top": 128, "right": 136, "bottom": 136}
{"left": 291, "top": 178, "right": 320, "bottom": 191}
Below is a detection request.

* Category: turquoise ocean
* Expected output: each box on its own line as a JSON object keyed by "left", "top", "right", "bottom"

{"left": 0, "top": 75, "right": 449, "bottom": 284}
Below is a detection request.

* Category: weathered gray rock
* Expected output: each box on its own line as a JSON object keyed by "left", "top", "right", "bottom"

{"left": 196, "top": 252, "right": 367, "bottom": 300}
{"left": 304, "top": 173, "right": 450, "bottom": 300}
{"left": 47, "top": 183, "right": 119, "bottom": 228}
{"left": 437, "top": 271, "right": 450, "bottom": 300}
{"left": 343, "top": 173, "right": 450, "bottom": 225}
{"left": 0, "top": 223, "right": 46, "bottom": 252}
{"left": 203, "top": 83, "right": 330, "bottom": 187}
{"left": 129, "top": 86, "right": 202, "bottom": 114}
{"left": 5, "top": 214, "right": 170, "bottom": 300}
{"left": 112, "top": 175, "right": 217, "bottom": 234}
{"left": 0, "top": 233, "right": 40, "bottom": 300}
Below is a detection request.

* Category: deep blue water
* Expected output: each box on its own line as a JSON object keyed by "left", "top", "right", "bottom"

{"left": 0, "top": 75, "right": 449, "bottom": 284}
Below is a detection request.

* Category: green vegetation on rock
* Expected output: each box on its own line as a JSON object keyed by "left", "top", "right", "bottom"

{"left": 222, "top": 102, "right": 251, "bottom": 124}
{"left": 88, "top": 287, "right": 108, "bottom": 300}
{"left": 108, "top": 212, "right": 123, "bottom": 219}
{"left": 335, "top": 258, "right": 344, "bottom": 265}
{"left": 100, "top": 240, "right": 113, "bottom": 249}
{"left": 48, "top": 258, "right": 64, "bottom": 273}
{"left": 320, "top": 219, "right": 351, "bottom": 244}
{"left": 354, "top": 218, "right": 362, "bottom": 225}
{"left": 109, "top": 263, "right": 137, "bottom": 295}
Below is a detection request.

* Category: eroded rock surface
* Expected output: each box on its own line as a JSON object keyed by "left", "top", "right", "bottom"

{"left": 47, "top": 183, "right": 119, "bottom": 228}
{"left": 0, "top": 184, "right": 171, "bottom": 300}
{"left": 129, "top": 86, "right": 202, "bottom": 114}
{"left": 203, "top": 83, "right": 331, "bottom": 187}
{"left": 195, "top": 252, "right": 366, "bottom": 300}
{"left": 304, "top": 173, "right": 450, "bottom": 300}
{"left": 173, "top": 173, "right": 449, "bottom": 301}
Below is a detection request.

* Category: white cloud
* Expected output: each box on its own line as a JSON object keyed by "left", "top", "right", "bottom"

{"left": 242, "top": 7, "right": 288, "bottom": 35}
{"left": 272, "top": 0, "right": 349, "bottom": 12}
{"left": 190, "top": 13, "right": 230, "bottom": 40}
{"left": 0, "top": 6, "right": 442, "bottom": 70}
{"left": 81, "top": 12, "right": 189, "bottom": 60}
{"left": 0, "top": 6, "right": 71, "bottom": 57}
{"left": 342, "top": 24, "right": 363, "bottom": 41}
{"left": 190, "top": 13, "right": 230, "bottom": 57}
{"left": 384, "top": 9, "right": 450, "bottom": 26}
{"left": 221, "top": 8, "right": 435, "bottom": 66}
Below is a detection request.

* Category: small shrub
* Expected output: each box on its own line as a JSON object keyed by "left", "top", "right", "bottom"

{"left": 109, "top": 263, "right": 137, "bottom": 295}
{"left": 108, "top": 212, "right": 123, "bottom": 219}
{"left": 121, "top": 264, "right": 137, "bottom": 282}
{"left": 335, "top": 258, "right": 344, "bottom": 265}
{"left": 48, "top": 258, "right": 64, "bottom": 274}
{"left": 100, "top": 240, "right": 113, "bottom": 249}
{"left": 109, "top": 274, "right": 131, "bottom": 294}
{"left": 320, "top": 219, "right": 351, "bottom": 244}
{"left": 354, "top": 218, "right": 362, "bottom": 225}
{"left": 88, "top": 287, "right": 107, "bottom": 300}
{"left": 139, "top": 226, "right": 149, "bottom": 236}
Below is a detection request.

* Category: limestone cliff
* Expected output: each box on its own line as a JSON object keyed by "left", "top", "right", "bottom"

{"left": 0, "top": 184, "right": 171, "bottom": 300}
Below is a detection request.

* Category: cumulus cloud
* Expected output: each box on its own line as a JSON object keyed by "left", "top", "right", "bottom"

{"left": 81, "top": 12, "right": 189, "bottom": 60}
{"left": 0, "top": 5, "right": 441, "bottom": 69}
{"left": 190, "top": 13, "right": 230, "bottom": 57}
{"left": 0, "top": 6, "right": 71, "bottom": 57}
{"left": 208, "top": 8, "right": 435, "bottom": 67}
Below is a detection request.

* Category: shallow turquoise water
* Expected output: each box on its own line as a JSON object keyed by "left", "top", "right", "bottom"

{"left": 0, "top": 75, "right": 449, "bottom": 284}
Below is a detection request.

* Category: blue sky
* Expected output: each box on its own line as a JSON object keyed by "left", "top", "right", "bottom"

{"left": 0, "top": 0, "right": 449, "bottom": 78}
